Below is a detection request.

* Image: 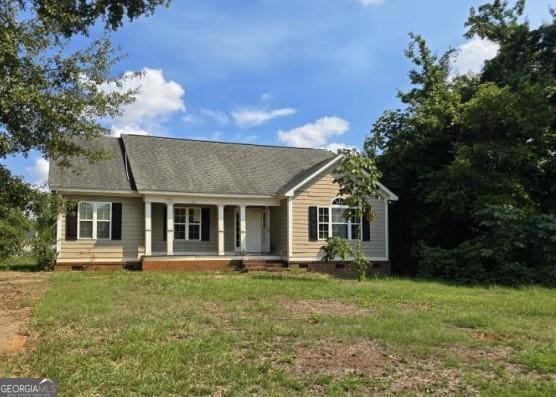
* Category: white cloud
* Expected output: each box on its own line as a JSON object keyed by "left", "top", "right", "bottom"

{"left": 103, "top": 68, "right": 185, "bottom": 136}
{"left": 260, "top": 93, "right": 272, "bottom": 102}
{"left": 355, "top": 0, "right": 385, "bottom": 6}
{"left": 451, "top": 36, "right": 499, "bottom": 77}
{"left": 201, "top": 108, "right": 229, "bottom": 125}
{"left": 231, "top": 107, "right": 297, "bottom": 128}
{"left": 111, "top": 125, "right": 149, "bottom": 136}
{"left": 277, "top": 116, "right": 350, "bottom": 148}
{"left": 324, "top": 142, "right": 353, "bottom": 152}
{"left": 26, "top": 158, "right": 50, "bottom": 189}
{"left": 182, "top": 114, "right": 197, "bottom": 124}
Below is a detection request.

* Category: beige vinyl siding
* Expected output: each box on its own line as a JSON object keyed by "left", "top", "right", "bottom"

{"left": 152, "top": 203, "right": 218, "bottom": 254}
{"left": 59, "top": 195, "right": 144, "bottom": 262}
{"left": 270, "top": 201, "right": 287, "bottom": 256}
{"left": 291, "top": 172, "right": 387, "bottom": 259}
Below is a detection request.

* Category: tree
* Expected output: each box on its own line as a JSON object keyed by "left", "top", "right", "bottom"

{"left": 0, "top": 169, "right": 33, "bottom": 260}
{"left": 321, "top": 149, "right": 381, "bottom": 281}
{"left": 0, "top": 167, "right": 58, "bottom": 265}
{"left": 366, "top": 0, "right": 556, "bottom": 285}
{"left": 0, "top": 0, "right": 169, "bottom": 264}
{"left": 1, "top": 0, "right": 169, "bottom": 164}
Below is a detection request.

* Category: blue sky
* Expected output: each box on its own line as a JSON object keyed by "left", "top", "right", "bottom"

{"left": 4, "top": 0, "right": 553, "bottom": 186}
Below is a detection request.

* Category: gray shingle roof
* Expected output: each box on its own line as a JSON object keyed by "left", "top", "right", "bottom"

{"left": 122, "top": 135, "right": 336, "bottom": 195}
{"left": 49, "top": 136, "right": 134, "bottom": 192}
{"left": 49, "top": 134, "right": 337, "bottom": 196}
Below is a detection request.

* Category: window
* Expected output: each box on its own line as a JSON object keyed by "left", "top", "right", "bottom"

{"left": 332, "top": 206, "right": 348, "bottom": 238}
{"left": 188, "top": 208, "right": 201, "bottom": 240}
{"left": 78, "top": 202, "right": 111, "bottom": 239}
{"left": 318, "top": 207, "right": 329, "bottom": 240}
{"left": 78, "top": 202, "right": 93, "bottom": 238}
{"left": 318, "top": 198, "right": 362, "bottom": 241}
{"left": 96, "top": 203, "right": 111, "bottom": 239}
{"left": 174, "top": 207, "right": 201, "bottom": 241}
{"left": 174, "top": 207, "right": 186, "bottom": 240}
{"left": 350, "top": 213, "right": 361, "bottom": 240}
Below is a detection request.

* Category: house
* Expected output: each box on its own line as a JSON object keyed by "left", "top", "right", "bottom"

{"left": 48, "top": 134, "right": 398, "bottom": 272}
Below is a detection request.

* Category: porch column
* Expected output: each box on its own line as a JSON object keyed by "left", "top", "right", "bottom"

{"left": 217, "top": 205, "right": 225, "bottom": 256}
{"left": 56, "top": 211, "right": 62, "bottom": 256}
{"left": 166, "top": 202, "right": 174, "bottom": 256}
{"left": 144, "top": 201, "right": 152, "bottom": 256}
{"left": 239, "top": 205, "right": 247, "bottom": 253}
{"left": 264, "top": 206, "right": 271, "bottom": 253}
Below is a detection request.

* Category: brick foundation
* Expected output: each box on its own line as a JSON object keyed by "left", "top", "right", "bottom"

{"left": 55, "top": 262, "right": 130, "bottom": 271}
{"left": 55, "top": 259, "right": 390, "bottom": 275}
{"left": 142, "top": 260, "right": 240, "bottom": 272}
{"left": 288, "top": 261, "right": 391, "bottom": 276}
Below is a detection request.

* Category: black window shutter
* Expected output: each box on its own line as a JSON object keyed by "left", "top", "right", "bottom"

{"left": 362, "top": 217, "right": 371, "bottom": 241}
{"left": 66, "top": 202, "right": 78, "bottom": 240}
{"left": 111, "top": 203, "right": 122, "bottom": 240}
{"left": 308, "top": 206, "right": 318, "bottom": 241}
{"left": 201, "top": 207, "right": 210, "bottom": 241}
{"left": 163, "top": 205, "right": 167, "bottom": 241}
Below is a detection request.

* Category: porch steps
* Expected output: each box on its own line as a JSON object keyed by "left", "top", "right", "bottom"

{"left": 239, "top": 259, "right": 288, "bottom": 273}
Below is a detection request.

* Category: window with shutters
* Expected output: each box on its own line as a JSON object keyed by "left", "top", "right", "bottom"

{"left": 77, "top": 202, "right": 111, "bottom": 240}
{"left": 318, "top": 207, "right": 329, "bottom": 240}
{"left": 320, "top": 198, "right": 362, "bottom": 241}
{"left": 174, "top": 207, "right": 202, "bottom": 241}
{"left": 188, "top": 208, "right": 201, "bottom": 240}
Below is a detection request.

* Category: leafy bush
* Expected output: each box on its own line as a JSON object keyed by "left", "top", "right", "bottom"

{"left": 322, "top": 237, "right": 370, "bottom": 281}
{"left": 420, "top": 205, "right": 556, "bottom": 286}
{"left": 32, "top": 232, "right": 56, "bottom": 271}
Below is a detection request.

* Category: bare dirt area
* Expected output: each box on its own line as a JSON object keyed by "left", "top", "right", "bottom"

{"left": 278, "top": 298, "right": 371, "bottom": 318}
{"left": 290, "top": 338, "right": 529, "bottom": 396}
{"left": 0, "top": 272, "right": 49, "bottom": 354}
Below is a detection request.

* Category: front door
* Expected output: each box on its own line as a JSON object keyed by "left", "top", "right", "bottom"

{"left": 246, "top": 209, "right": 263, "bottom": 253}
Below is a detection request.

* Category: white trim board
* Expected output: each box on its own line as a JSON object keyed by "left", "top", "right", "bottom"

{"left": 144, "top": 195, "right": 281, "bottom": 207}
{"left": 139, "top": 190, "right": 275, "bottom": 199}
{"left": 56, "top": 257, "right": 139, "bottom": 264}
{"left": 144, "top": 255, "right": 282, "bottom": 262}
{"left": 287, "top": 256, "right": 389, "bottom": 262}
{"left": 55, "top": 188, "right": 141, "bottom": 197}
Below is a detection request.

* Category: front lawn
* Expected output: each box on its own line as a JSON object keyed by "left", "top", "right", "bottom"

{"left": 2, "top": 271, "right": 555, "bottom": 396}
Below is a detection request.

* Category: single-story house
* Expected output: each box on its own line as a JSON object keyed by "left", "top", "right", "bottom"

{"left": 48, "top": 134, "right": 398, "bottom": 272}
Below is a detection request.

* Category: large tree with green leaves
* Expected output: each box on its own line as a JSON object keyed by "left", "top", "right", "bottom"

{"left": 0, "top": 0, "right": 169, "bottom": 261}
{"left": 321, "top": 149, "right": 382, "bottom": 281}
{"left": 366, "top": 0, "right": 556, "bottom": 285}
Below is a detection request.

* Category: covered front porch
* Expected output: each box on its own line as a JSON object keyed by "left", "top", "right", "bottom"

{"left": 143, "top": 196, "right": 288, "bottom": 259}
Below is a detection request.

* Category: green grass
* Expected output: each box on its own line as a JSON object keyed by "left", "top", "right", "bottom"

{"left": 2, "top": 272, "right": 555, "bottom": 396}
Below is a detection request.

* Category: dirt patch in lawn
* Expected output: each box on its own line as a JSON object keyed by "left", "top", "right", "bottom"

{"left": 293, "top": 339, "right": 393, "bottom": 377}
{"left": 0, "top": 272, "right": 49, "bottom": 354}
{"left": 278, "top": 299, "right": 371, "bottom": 318}
{"left": 470, "top": 331, "right": 509, "bottom": 342}
{"left": 290, "top": 339, "right": 490, "bottom": 396}
{"left": 451, "top": 344, "right": 513, "bottom": 364}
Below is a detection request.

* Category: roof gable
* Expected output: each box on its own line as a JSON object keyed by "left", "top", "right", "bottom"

{"left": 48, "top": 136, "right": 134, "bottom": 192}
